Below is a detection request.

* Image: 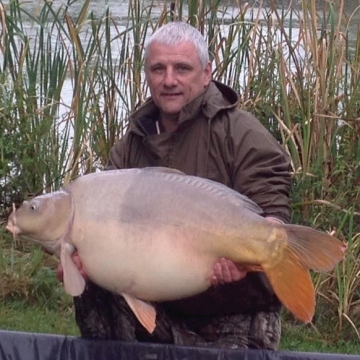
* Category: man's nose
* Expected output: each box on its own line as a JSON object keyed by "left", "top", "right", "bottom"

{"left": 163, "top": 69, "right": 177, "bottom": 86}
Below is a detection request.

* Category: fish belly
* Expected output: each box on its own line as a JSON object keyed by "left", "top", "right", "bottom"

{"left": 72, "top": 220, "right": 219, "bottom": 301}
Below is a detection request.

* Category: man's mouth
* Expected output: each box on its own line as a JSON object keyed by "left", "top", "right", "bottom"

{"left": 162, "top": 93, "right": 181, "bottom": 97}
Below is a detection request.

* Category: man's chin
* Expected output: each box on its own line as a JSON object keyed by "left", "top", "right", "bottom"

{"left": 160, "top": 108, "right": 182, "bottom": 119}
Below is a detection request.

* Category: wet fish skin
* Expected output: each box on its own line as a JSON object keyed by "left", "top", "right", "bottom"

{"left": 6, "top": 167, "right": 347, "bottom": 333}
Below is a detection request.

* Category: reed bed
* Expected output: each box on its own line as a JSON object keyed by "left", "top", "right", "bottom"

{"left": 0, "top": 0, "right": 359, "bottom": 344}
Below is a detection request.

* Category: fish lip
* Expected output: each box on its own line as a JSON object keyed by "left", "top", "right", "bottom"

{"left": 5, "top": 221, "right": 17, "bottom": 235}
{"left": 6, "top": 214, "right": 20, "bottom": 237}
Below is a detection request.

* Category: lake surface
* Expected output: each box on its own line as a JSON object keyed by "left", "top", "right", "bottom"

{"left": 2, "top": 0, "right": 360, "bottom": 31}
{"left": 1, "top": 0, "right": 359, "bottom": 121}
{"left": 2, "top": 0, "right": 359, "bottom": 61}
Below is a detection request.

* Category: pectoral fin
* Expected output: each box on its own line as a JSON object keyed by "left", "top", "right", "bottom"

{"left": 122, "top": 293, "right": 157, "bottom": 333}
{"left": 60, "top": 242, "right": 86, "bottom": 297}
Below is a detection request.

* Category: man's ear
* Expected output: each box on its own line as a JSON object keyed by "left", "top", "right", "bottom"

{"left": 204, "top": 61, "right": 212, "bottom": 85}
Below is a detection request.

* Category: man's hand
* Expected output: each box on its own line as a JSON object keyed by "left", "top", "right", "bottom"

{"left": 211, "top": 216, "right": 283, "bottom": 285}
{"left": 56, "top": 251, "right": 87, "bottom": 282}
{"left": 211, "top": 258, "right": 247, "bottom": 285}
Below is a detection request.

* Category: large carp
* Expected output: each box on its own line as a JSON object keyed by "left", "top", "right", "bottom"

{"left": 6, "top": 167, "right": 346, "bottom": 333}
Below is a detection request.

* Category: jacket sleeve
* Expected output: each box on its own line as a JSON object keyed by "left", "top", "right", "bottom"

{"left": 228, "top": 110, "right": 291, "bottom": 223}
{"left": 105, "top": 134, "right": 129, "bottom": 170}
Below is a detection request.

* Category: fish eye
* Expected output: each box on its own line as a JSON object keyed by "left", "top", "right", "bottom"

{"left": 28, "top": 200, "right": 39, "bottom": 211}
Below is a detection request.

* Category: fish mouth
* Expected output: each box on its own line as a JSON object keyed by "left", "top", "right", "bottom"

{"left": 6, "top": 209, "right": 20, "bottom": 242}
{"left": 6, "top": 220, "right": 18, "bottom": 235}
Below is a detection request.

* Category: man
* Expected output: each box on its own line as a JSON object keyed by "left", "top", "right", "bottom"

{"left": 71, "top": 21, "right": 291, "bottom": 349}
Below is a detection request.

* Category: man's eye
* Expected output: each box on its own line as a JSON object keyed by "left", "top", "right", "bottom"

{"left": 152, "top": 67, "right": 164, "bottom": 73}
{"left": 177, "top": 65, "right": 190, "bottom": 72}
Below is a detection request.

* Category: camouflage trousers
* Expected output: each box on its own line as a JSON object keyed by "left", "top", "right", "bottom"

{"left": 74, "top": 283, "right": 281, "bottom": 350}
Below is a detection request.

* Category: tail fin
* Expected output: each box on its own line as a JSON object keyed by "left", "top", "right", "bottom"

{"left": 263, "top": 225, "right": 346, "bottom": 323}
{"left": 284, "top": 225, "right": 346, "bottom": 271}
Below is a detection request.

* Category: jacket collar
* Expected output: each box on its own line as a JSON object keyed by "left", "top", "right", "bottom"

{"left": 128, "top": 80, "right": 239, "bottom": 136}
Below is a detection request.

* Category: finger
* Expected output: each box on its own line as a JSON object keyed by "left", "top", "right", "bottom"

{"left": 220, "top": 258, "right": 248, "bottom": 282}
{"left": 219, "top": 258, "right": 232, "bottom": 282}
{"left": 212, "top": 258, "right": 248, "bottom": 285}
{"left": 56, "top": 262, "right": 64, "bottom": 282}
{"left": 72, "top": 252, "right": 88, "bottom": 280}
{"left": 56, "top": 251, "right": 85, "bottom": 283}
{"left": 210, "top": 274, "right": 219, "bottom": 286}
{"left": 213, "top": 262, "right": 223, "bottom": 283}
{"left": 227, "top": 261, "right": 247, "bottom": 281}
{"left": 73, "top": 253, "right": 81, "bottom": 268}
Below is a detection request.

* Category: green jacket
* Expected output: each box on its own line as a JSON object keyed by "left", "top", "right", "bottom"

{"left": 106, "top": 80, "right": 291, "bottom": 315}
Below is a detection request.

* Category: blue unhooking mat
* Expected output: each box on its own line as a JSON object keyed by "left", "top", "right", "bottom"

{"left": 0, "top": 330, "right": 359, "bottom": 360}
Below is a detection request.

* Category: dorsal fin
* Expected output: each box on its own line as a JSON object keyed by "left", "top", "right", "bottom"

{"left": 141, "top": 166, "right": 186, "bottom": 176}
{"left": 140, "top": 167, "right": 263, "bottom": 215}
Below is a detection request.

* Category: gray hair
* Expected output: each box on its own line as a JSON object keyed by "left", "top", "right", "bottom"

{"left": 144, "top": 22, "right": 210, "bottom": 69}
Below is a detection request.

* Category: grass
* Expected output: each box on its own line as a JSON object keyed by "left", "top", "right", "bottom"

{"left": 0, "top": 295, "right": 359, "bottom": 354}
{"left": 280, "top": 321, "right": 360, "bottom": 354}
{"left": 0, "top": 300, "right": 79, "bottom": 336}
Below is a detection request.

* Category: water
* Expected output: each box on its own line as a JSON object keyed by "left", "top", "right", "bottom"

{"left": 1, "top": 0, "right": 358, "bottom": 119}
{"left": 0, "top": 1, "right": 357, "bottom": 115}
{"left": 2, "top": 0, "right": 359, "bottom": 69}
{"left": 3, "top": 0, "right": 360, "bottom": 31}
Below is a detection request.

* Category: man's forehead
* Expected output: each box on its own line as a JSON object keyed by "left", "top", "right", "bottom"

{"left": 146, "top": 41, "right": 200, "bottom": 64}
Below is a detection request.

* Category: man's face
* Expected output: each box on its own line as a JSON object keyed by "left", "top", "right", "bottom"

{"left": 145, "top": 41, "right": 212, "bottom": 118}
